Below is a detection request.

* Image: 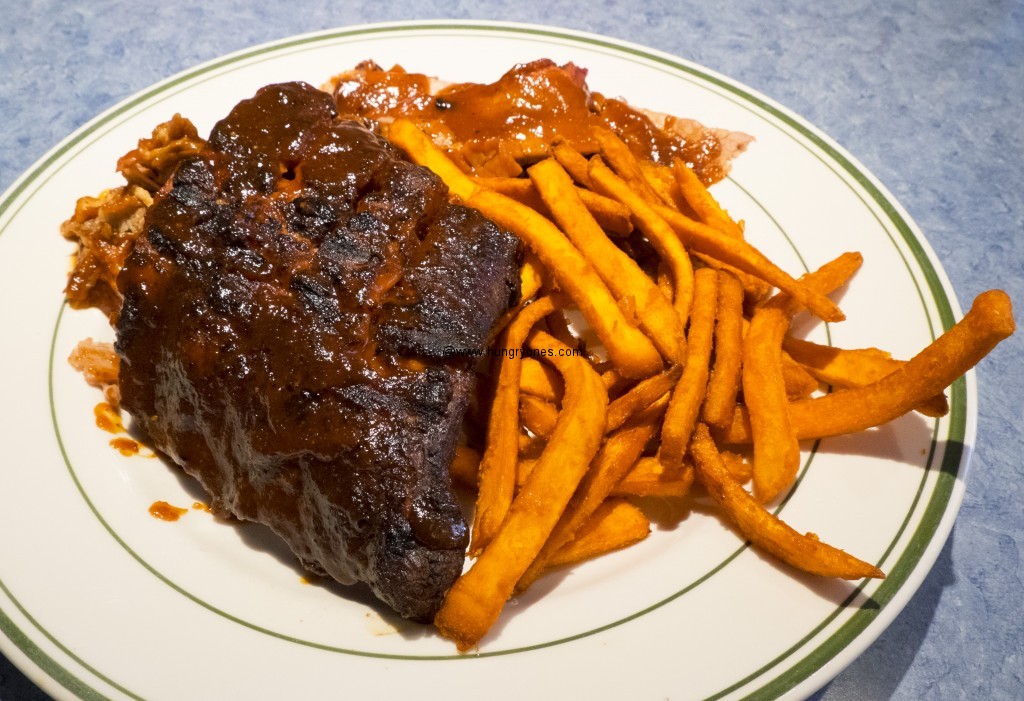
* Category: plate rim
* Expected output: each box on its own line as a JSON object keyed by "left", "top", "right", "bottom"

{"left": 0, "top": 19, "right": 973, "bottom": 701}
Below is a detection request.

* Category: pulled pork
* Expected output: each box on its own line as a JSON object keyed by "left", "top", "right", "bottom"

{"left": 61, "top": 115, "right": 205, "bottom": 318}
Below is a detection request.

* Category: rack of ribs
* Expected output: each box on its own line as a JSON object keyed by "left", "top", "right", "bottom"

{"left": 115, "top": 82, "right": 520, "bottom": 620}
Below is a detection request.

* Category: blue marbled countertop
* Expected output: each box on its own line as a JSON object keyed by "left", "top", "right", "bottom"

{"left": 1, "top": 2, "right": 1020, "bottom": 699}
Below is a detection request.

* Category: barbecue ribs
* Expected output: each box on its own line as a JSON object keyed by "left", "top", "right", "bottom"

{"left": 115, "top": 82, "right": 520, "bottom": 620}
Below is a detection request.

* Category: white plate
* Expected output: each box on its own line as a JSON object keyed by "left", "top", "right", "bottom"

{"left": 0, "top": 21, "right": 972, "bottom": 701}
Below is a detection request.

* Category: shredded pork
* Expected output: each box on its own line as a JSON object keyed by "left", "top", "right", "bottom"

{"left": 60, "top": 115, "right": 205, "bottom": 319}
{"left": 61, "top": 115, "right": 206, "bottom": 389}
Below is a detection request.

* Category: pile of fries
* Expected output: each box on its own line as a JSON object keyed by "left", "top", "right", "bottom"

{"left": 387, "top": 119, "right": 1015, "bottom": 652}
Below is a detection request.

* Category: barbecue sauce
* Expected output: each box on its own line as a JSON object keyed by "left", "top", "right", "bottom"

{"left": 332, "top": 59, "right": 725, "bottom": 182}
{"left": 93, "top": 401, "right": 124, "bottom": 433}
{"left": 110, "top": 437, "right": 141, "bottom": 456}
{"left": 149, "top": 501, "right": 188, "bottom": 521}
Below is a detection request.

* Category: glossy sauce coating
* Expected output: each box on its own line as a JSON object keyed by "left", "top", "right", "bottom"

{"left": 116, "top": 82, "right": 519, "bottom": 621}
{"left": 149, "top": 501, "right": 188, "bottom": 521}
{"left": 109, "top": 437, "right": 141, "bottom": 456}
{"left": 93, "top": 402, "right": 125, "bottom": 433}
{"left": 333, "top": 59, "right": 725, "bottom": 181}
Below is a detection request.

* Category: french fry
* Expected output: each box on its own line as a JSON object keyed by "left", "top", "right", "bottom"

{"left": 471, "top": 295, "right": 560, "bottom": 555}
{"left": 639, "top": 160, "right": 695, "bottom": 213}
{"left": 693, "top": 253, "right": 774, "bottom": 304}
{"left": 672, "top": 158, "right": 745, "bottom": 239}
{"left": 551, "top": 138, "right": 595, "bottom": 188}
{"left": 451, "top": 445, "right": 573, "bottom": 496}
{"left": 472, "top": 177, "right": 541, "bottom": 209}
{"left": 519, "top": 394, "right": 560, "bottom": 440}
{"left": 529, "top": 157, "right": 685, "bottom": 363}
{"left": 518, "top": 431, "right": 540, "bottom": 456}
{"left": 519, "top": 250, "right": 546, "bottom": 301}
{"left": 626, "top": 157, "right": 768, "bottom": 300}
{"left": 744, "top": 252, "right": 863, "bottom": 503}
{"left": 703, "top": 271, "right": 745, "bottom": 429}
{"left": 490, "top": 251, "right": 547, "bottom": 338}
{"left": 471, "top": 188, "right": 664, "bottom": 378}
{"left": 781, "top": 336, "right": 948, "bottom": 417}
{"left": 389, "top": 119, "right": 664, "bottom": 379}
{"left": 516, "top": 396, "right": 667, "bottom": 592}
{"left": 721, "top": 450, "right": 754, "bottom": 483}
{"left": 606, "top": 365, "right": 681, "bottom": 432}
{"left": 600, "top": 367, "right": 628, "bottom": 394}
{"left": 660, "top": 267, "right": 719, "bottom": 468}
{"left": 738, "top": 317, "right": 823, "bottom": 401}
{"left": 576, "top": 188, "right": 635, "bottom": 237}
{"left": 783, "top": 337, "right": 898, "bottom": 381}
{"left": 589, "top": 156, "right": 696, "bottom": 326}
{"left": 782, "top": 352, "right": 821, "bottom": 399}
{"left": 474, "top": 175, "right": 634, "bottom": 236}
{"left": 516, "top": 457, "right": 538, "bottom": 486}
{"left": 793, "top": 251, "right": 865, "bottom": 303}
{"left": 435, "top": 330, "right": 608, "bottom": 651}
{"left": 690, "top": 423, "right": 885, "bottom": 579}
{"left": 744, "top": 296, "right": 802, "bottom": 503}
{"left": 591, "top": 126, "right": 665, "bottom": 205}
{"left": 544, "top": 499, "right": 651, "bottom": 570}
{"left": 656, "top": 260, "right": 675, "bottom": 305}
{"left": 652, "top": 202, "right": 847, "bottom": 323}
{"left": 387, "top": 119, "right": 479, "bottom": 200}
{"left": 718, "top": 290, "right": 1015, "bottom": 443}
{"left": 613, "top": 456, "right": 694, "bottom": 498}
{"left": 519, "top": 356, "right": 564, "bottom": 403}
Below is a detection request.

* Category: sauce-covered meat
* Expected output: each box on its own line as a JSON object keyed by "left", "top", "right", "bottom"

{"left": 116, "top": 82, "right": 520, "bottom": 620}
{"left": 331, "top": 59, "right": 748, "bottom": 182}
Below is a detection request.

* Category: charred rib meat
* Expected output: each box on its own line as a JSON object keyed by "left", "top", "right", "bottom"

{"left": 115, "top": 82, "right": 520, "bottom": 620}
